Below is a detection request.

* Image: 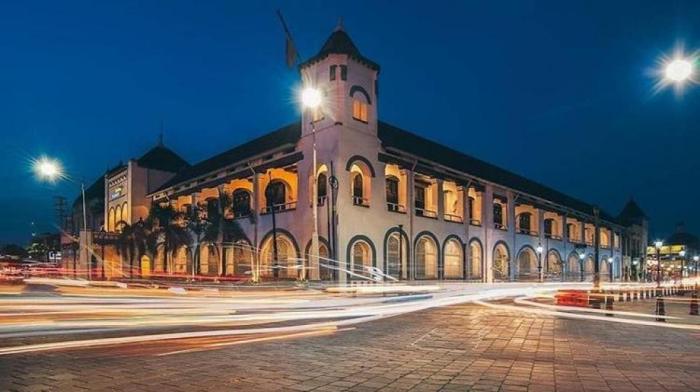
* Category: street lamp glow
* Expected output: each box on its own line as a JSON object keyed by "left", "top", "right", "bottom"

{"left": 679, "top": 250, "right": 686, "bottom": 257}
{"left": 664, "top": 58, "right": 693, "bottom": 82}
{"left": 654, "top": 240, "right": 663, "bottom": 249}
{"left": 694, "top": 256, "right": 699, "bottom": 262}
{"left": 579, "top": 253, "right": 586, "bottom": 260}
{"left": 607, "top": 257, "right": 613, "bottom": 263}
{"left": 301, "top": 87, "right": 322, "bottom": 109}
{"left": 33, "top": 157, "right": 63, "bottom": 181}
{"left": 536, "top": 245, "right": 544, "bottom": 254}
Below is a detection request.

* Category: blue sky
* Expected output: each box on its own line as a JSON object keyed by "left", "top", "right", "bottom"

{"left": 1, "top": 0, "right": 699, "bottom": 244}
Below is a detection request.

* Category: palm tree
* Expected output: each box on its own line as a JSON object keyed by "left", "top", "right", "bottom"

{"left": 146, "top": 202, "right": 190, "bottom": 275}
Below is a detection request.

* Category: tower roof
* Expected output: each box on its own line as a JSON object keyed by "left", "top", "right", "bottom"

{"left": 617, "top": 198, "right": 647, "bottom": 226}
{"left": 300, "top": 25, "right": 380, "bottom": 71}
{"left": 136, "top": 144, "right": 189, "bottom": 173}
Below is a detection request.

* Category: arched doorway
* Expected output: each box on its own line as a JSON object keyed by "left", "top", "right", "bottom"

{"left": 225, "top": 240, "right": 253, "bottom": 276}
{"left": 173, "top": 246, "right": 191, "bottom": 275}
{"left": 517, "top": 247, "right": 538, "bottom": 281}
{"left": 415, "top": 235, "right": 438, "bottom": 279}
{"left": 493, "top": 243, "right": 510, "bottom": 281}
{"left": 584, "top": 256, "right": 595, "bottom": 281}
{"left": 350, "top": 240, "right": 372, "bottom": 276}
{"left": 566, "top": 253, "right": 581, "bottom": 281}
{"left": 443, "top": 238, "right": 463, "bottom": 279}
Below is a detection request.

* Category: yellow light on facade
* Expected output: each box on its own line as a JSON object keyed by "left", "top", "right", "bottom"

{"left": 301, "top": 87, "right": 322, "bottom": 109}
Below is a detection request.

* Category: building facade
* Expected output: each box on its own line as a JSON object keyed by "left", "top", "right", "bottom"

{"left": 82, "top": 26, "right": 645, "bottom": 283}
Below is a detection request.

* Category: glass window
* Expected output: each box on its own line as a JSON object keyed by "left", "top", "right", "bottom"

{"left": 232, "top": 189, "right": 251, "bottom": 217}
{"left": 386, "top": 176, "right": 399, "bottom": 205}
{"left": 340, "top": 65, "right": 347, "bottom": 80}
{"left": 352, "top": 99, "right": 368, "bottom": 122}
{"left": 493, "top": 203, "right": 503, "bottom": 226}
{"left": 317, "top": 172, "right": 327, "bottom": 199}
{"left": 352, "top": 173, "right": 363, "bottom": 199}
{"left": 266, "top": 181, "right": 286, "bottom": 207}
{"left": 329, "top": 65, "right": 337, "bottom": 81}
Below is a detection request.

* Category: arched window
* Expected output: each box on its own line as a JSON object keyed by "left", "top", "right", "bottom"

{"left": 108, "top": 208, "right": 115, "bottom": 232}
{"left": 493, "top": 244, "right": 509, "bottom": 281}
{"left": 173, "top": 246, "right": 190, "bottom": 275}
{"left": 232, "top": 189, "right": 251, "bottom": 217}
{"left": 121, "top": 202, "right": 129, "bottom": 225}
{"left": 415, "top": 236, "right": 437, "bottom": 279}
{"left": 517, "top": 247, "right": 537, "bottom": 280}
{"left": 227, "top": 240, "right": 252, "bottom": 275}
{"left": 114, "top": 205, "right": 122, "bottom": 232}
{"left": 352, "top": 172, "right": 363, "bottom": 199}
{"left": 317, "top": 243, "right": 333, "bottom": 281}
{"left": 351, "top": 241, "right": 371, "bottom": 275}
{"left": 349, "top": 162, "right": 371, "bottom": 206}
{"left": 518, "top": 213, "right": 531, "bottom": 234}
{"left": 205, "top": 198, "right": 219, "bottom": 220}
{"left": 385, "top": 175, "right": 399, "bottom": 209}
{"left": 493, "top": 203, "right": 504, "bottom": 228}
{"left": 386, "top": 232, "right": 405, "bottom": 279}
{"left": 584, "top": 256, "right": 595, "bottom": 281}
{"left": 444, "top": 239, "right": 463, "bottom": 279}
{"left": 317, "top": 172, "right": 328, "bottom": 201}
{"left": 544, "top": 218, "right": 556, "bottom": 238}
{"left": 567, "top": 223, "right": 576, "bottom": 241}
{"left": 468, "top": 241, "right": 483, "bottom": 280}
{"left": 265, "top": 181, "right": 287, "bottom": 210}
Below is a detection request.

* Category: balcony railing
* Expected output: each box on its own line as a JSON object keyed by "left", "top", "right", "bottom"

{"left": 261, "top": 201, "right": 297, "bottom": 215}
{"left": 387, "top": 202, "right": 406, "bottom": 213}
{"left": 470, "top": 218, "right": 482, "bottom": 226}
{"left": 494, "top": 222, "right": 507, "bottom": 231}
{"left": 545, "top": 233, "right": 563, "bottom": 240}
{"left": 444, "top": 213, "right": 463, "bottom": 223}
{"left": 415, "top": 207, "right": 438, "bottom": 219}
{"left": 517, "top": 228, "right": 538, "bottom": 236}
{"left": 352, "top": 196, "right": 370, "bottom": 207}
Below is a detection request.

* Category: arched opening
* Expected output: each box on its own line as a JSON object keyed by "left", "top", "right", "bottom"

{"left": 317, "top": 172, "right": 328, "bottom": 205}
{"left": 443, "top": 239, "right": 463, "bottom": 279}
{"left": 493, "top": 243, "right": 510, "bottom": 281}
{"left": 199, "top": 243, "right": 218, "bottom": 276}
{"left": 173, "top": 246, "right": 190, "bottom": 275}
{"left": 468, "top": 240, "right": 483, "bottom": 281}
{"left": 584, "top": 256, "right": 595, "bottom": 281}
{"left": 265, "top": 181, "right": 288, "bottom": 211}
{"left": 566, "top": 253, "right": 581, "bottom": 281}
{"left": 546, "top": 250, "right": 562, "bottom": 280}
{"left": 349, "top": 162, "right": 371, "bottom": 206}
{"left": 493, "top": 202, "right": 505, "bottom": 229}
{"left": 140, "top": 255, "right": 151, "bottom": 278}
{"left": 260, "top": 234, "right": 298, "bottom": 280}
{"left": 386, "top": 175, "right": 400, "bottom": 210}
{"left": 415, "top": 235, "right": 438, "bottom": 279}
{"left": 108, "top": 207, "right": 115, "bottom": 232}
{"left": 517, "top": 247, "right": 538, "bottom": 281}
{"left": 517, "top": 213, "right": 532, "bottom": 234}
{"left": 316, "top": 243, "right": 333, "bottom": 280}
{"left": 114, "top": 205, "right": 122, "bottom": 231}
{"left": 232, "top": 189, "right": 252, "bottom": 218}
{"left": 351, "top": 240, "right": 372, "bottom": 276}
{"left": 121, "top": 202, "right": 129, "bottom": 225}
{"left": 386, "top": 232, "right": 407, "bottom": 279}
{"left": 226, "top": 240, "right": 253, "bottom": 276}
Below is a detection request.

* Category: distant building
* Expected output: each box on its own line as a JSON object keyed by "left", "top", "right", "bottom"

{"left": 617, "top": 198, "right": 648, "bottom": 280}
{"left": 74, "top": 24, "right": 648, "bottom": 283}
{"left": 646, "top": 223, "right": 699, "bottom": 280}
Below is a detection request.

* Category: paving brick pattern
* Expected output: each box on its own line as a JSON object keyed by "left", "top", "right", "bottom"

{"left": 1, "top": 303, "right": 699, "bottom": 392}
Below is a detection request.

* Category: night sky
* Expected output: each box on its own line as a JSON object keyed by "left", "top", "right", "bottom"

{"left": 1, "top": 0, "right": 699, "bottom": 245}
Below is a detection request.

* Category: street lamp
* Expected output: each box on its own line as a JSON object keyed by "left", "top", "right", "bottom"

{"left": 579, "top": 251, "right": 586, "bottom": 282}
{"left": 694, "top": 255, "right": 699, "bottom": 279}
{"left": 679, "top": 249, "right": 687, "bottom": 284}
{"left": 665, "top": 58, "right": 694, "bottom": 83}
{"left": 33, "top": 157, "right": 89, "bottom": 280}
{"left": 654, "top": 240, "right": 663, "bottom": 288}
{"left": 302, "top": 86, "right": 322, "bottom": 281}
{"left": 536, "top": 244, "right": 544, "bottom": 282}
{"left": 607, "top": 256, "right": 614, "bottom": 283}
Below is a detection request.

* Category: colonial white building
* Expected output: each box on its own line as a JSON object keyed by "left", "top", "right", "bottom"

{"left": 86, "top": 25, "right": 646, "bottom": 283}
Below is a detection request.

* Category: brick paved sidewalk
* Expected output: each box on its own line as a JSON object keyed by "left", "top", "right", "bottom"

{"left": 1, "top": 302, "right": 698, "bottom": 392}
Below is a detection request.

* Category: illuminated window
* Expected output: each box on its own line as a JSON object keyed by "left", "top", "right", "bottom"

{"left": 340, "top": 65, "right": 347, "bottom": 80}
{"left": 330, "top": 65, "right": 337, "bottom": 81}
{"left": 352, "top": 99, "right": 368, "bottom": 122}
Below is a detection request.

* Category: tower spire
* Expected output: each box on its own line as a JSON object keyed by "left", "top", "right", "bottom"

{"left": 158, "top": 120, "right": 164, "bottom": 146}
{"left": 335, "top": 17, "right": 344, "bottom": 32}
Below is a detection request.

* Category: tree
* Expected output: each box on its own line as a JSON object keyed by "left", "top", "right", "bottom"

{"left": 27, "top": 242, "right": 49, "bottom": 261}
{"left": 145, "top": 202, "right": 189, "bottom": 275}
{"left": 1, "top": 244, "right": 28, "bottom": 258}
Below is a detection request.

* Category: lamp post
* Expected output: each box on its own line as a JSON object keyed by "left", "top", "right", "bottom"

{"left": 679, "top": 250, "right": 687, "bottom": 285}
{"left": 536, "top": 244, "right": 544, "bottom": 283}
{"left": 694, "top": 255, "right": 699, "bottom": 279}
{"left": 33, "top": 157, "right": 90, "bottom": 280}
{"left": 302, "top": 87, "right": 322, "bottom": 281}
{"left": 579, "top": 251, "right": 585, "bottom": 282}
{"left": 654, "top": 240, "right": 663, "bottom": 288}
{"left": 607, "top": 256, "right": 614, "bottom": 282}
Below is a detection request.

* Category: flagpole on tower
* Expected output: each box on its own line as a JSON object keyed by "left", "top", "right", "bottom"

{"left": 276, "top": 9, "right": 300, "bottom": 68}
